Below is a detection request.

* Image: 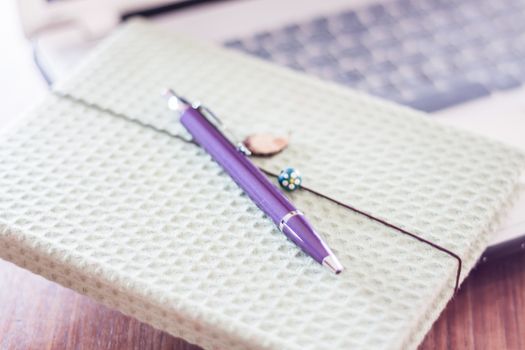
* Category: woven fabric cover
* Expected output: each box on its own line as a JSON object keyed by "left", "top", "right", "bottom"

{"left": 1, "top": 20, "right": 524, "bottom": 350}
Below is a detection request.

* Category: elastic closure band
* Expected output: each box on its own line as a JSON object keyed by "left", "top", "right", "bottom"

{"left": 261, "top": 168, "right": 462, "bottom": 293}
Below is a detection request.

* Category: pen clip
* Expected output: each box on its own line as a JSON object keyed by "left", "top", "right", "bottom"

{"left": 195, "top": 103, "right": 252, "bottom": 156}
{"left": 164, "top": 88, "right": 251, "bottom": 156}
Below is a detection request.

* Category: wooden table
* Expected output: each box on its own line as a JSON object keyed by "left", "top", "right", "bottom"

{"left": 1, "top": 253, "right": 524, "bottom": 350}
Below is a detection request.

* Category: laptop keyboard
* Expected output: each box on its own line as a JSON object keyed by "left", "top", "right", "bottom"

{"left": 224, "top": 0, "right": 525, "bottom": 112}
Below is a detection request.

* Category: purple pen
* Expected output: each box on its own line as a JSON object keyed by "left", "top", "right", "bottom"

{"left": 164, "top": 89, "right": 343, "bottom": 274}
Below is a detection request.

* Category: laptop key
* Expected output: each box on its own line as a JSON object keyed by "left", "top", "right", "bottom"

{"left": 336, "top": 11, "right": 366, "bottom": 33}
{"left": 361, "top": 3, "right": 393, "bottom": 25}
{"left": 482, "top": 73, "right": 522, "bottom": 91}
{"left": 336, "top": 44, "right": 371, "bottom": 58}
{"left": 224, "top": 40, "right": 245, "bottom": 50}
{"left": 406, "top": 81, "right": 490, "bottom": 112}
{"left": 338, "top": 69, "right": 365, "bottom": 84}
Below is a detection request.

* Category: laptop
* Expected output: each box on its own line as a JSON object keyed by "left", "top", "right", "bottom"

{"left": 18, "top": 0, "right": 525, "bottom": 262}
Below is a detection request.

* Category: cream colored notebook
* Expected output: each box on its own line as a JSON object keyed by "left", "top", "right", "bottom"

{"left": 1, "top": 20, "right": 524, "bottom": 350}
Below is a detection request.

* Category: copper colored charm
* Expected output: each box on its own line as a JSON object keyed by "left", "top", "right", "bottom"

{"left": 243, "top": 133, "right": 289, "bottom": 156}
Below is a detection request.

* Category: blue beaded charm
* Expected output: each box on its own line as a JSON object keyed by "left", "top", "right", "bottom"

{"left": 278, "top": 168, "right": 302, "bottom": 191}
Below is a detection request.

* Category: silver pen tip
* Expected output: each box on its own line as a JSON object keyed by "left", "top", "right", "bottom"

{"left": 322, "top": 254, "right": 344, "bottom": 274}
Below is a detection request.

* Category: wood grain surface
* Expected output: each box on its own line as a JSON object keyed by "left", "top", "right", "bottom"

{"left": 1, "top": 253, "right": 524, "bottom": 350}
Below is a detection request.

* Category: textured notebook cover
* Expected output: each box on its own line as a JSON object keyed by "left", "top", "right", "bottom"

{"left": 1, "top": 20, "right": 524, "bottom": 349}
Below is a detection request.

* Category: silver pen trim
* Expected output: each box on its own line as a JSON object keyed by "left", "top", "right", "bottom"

{"left": 278, "top": 210, "right": 303, "bottom": 231}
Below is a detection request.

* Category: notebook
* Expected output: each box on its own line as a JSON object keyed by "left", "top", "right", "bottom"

{"left": 0, "top": 19, "right": 524, "bottom": 350}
